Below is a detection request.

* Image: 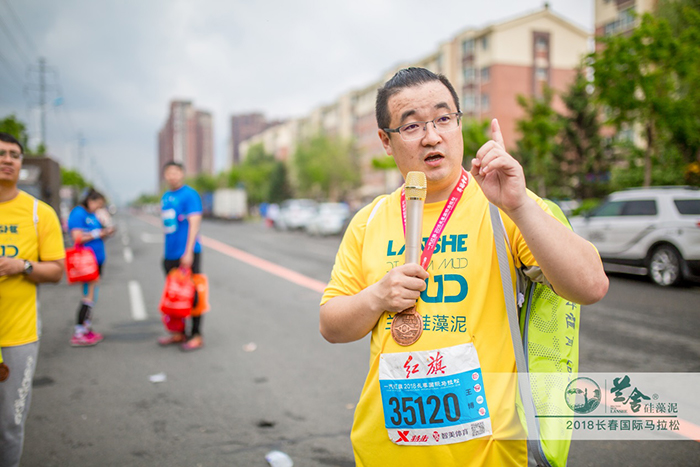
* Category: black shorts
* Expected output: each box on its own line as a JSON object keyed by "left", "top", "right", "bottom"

{"left": 162, "top": 252, "right": 202, "bottom": 275}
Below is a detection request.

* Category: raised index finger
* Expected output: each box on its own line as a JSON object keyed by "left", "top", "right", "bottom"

{"left": 491, "top": 118, "right": 505, "bottom": 149}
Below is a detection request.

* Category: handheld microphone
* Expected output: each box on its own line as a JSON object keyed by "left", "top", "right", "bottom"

{"left": 404, "top": 171, "right": 427, "bottom": 265}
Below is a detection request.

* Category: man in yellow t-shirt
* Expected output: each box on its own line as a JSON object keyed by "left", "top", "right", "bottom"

{"left": 0, "top": 132, "right": 65, "bottom": 467}
{"left": 319, "top": 68, "right": 609, "bottom": 466}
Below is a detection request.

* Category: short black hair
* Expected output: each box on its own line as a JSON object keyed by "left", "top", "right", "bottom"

{"left": 375, "top": 67, "right": 461, "bottom": 131}
{"left": 80, "top": 188, "right": 105, "bottom": 208}
{"left": 0, "top": 132, "right": 24, "bottom": 154}
{"left": 162, "top": 160, "right": 184, "bottom": 173}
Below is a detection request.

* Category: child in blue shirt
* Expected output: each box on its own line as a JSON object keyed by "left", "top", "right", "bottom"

{"left": 67, "top": 189, "right": 115, "bottom": 346}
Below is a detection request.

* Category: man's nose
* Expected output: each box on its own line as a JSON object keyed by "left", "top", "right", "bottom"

{"left": 421, "top": 121, "right": 441, "bottom": 145}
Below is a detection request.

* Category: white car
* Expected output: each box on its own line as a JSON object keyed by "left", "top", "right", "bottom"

{"left": 305, "top": 202, "right": 350, "bottom": 236}
{"left": 569, "top": 187, "right": 700, "bottom": 286}
{"left": 274, "top": 199, "right": 318, "bottom": 230}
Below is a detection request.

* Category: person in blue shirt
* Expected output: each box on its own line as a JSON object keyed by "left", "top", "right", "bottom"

{"left": 67, "top": 188, "right": 115, "bottom": 346}
{"left": 158, "top": 161, "right": 205, "bottom": 351}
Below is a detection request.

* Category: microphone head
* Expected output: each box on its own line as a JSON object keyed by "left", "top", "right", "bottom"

{"left": 405, "top": 171, "right": 427, "bottom": 200}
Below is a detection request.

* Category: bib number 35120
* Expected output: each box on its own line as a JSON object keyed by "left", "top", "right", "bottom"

{"left": 388, "top": 394, "right": 461, "bottom": 426}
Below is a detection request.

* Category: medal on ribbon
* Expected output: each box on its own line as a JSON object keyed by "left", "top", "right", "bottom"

{"left": 390, "top": 169, "right": 469, "bottom": 346}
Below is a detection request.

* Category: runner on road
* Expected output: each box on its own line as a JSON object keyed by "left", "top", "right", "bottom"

{"left": 158, "top": 161, "right": 205, "bottom": 351}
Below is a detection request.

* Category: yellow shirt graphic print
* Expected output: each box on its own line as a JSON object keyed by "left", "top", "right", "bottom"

{"left": 0, "top": 191, "right": 65, "bottom": 347}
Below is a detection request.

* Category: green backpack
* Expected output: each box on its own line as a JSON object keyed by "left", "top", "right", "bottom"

{"left": 490, "top": 201, "right": 580, "bottom": 467}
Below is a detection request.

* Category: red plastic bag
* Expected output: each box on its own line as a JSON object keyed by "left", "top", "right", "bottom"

{"left": 161, "top": 313, "right": 185, "bottom": 333}
{"left": 65, "top": 245, "right": 100, "bottom": 284}
{"left": 191, "top": 274, "right": 210, "bottom": 317}
{"left": 159, "top": 268, "right": 195, "bottom": 318}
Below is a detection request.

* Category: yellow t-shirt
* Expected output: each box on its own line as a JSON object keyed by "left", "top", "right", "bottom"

{"left": 0, "top": 190, "right": 65, "bottom": 347}
{"left": 321, "top": 177, "right": 556, "bottom": 467}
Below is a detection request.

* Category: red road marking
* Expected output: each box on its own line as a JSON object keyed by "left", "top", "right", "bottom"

{"left": 137, "top": 215, "right": 327, "bottom": 294}
{"left": 200, "top": 236, "right": 327, "bottom": 293}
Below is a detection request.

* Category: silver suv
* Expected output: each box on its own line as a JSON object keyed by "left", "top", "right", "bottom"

{"left": 569, "top": 187, "right": 700, "bottom": 286}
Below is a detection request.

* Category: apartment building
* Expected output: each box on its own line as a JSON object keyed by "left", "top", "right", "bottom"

{"left": 238, "top": 6, "right": 590, "bottom": 201}
{"left": 228, "top": 113, "right": 283, "bottom": 167}
{"left": 158, "top": 100, "right": 213, "bottom": 187}
{"left": 449, "top": 7, "right": 589, "bottom": 151}
{"left": 594, "top": 0, "right": 657, "bottom": 46}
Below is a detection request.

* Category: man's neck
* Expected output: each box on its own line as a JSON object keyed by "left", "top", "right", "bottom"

{"left": 424, "top": 171, "right": 464, "bottom": 204}
{"left": 0, "top": 183, "right": 19, "bottom": 203}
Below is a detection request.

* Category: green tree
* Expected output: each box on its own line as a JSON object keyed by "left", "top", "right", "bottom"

{"left": 658, "top": 2, "right": 700, "bottom": 166}
{"left": 371, "top": 155, "right": 396, "bottom": 170}
{"left": 609, "top": 141, "right": 688, "bottom": 190}
{"left": 131, "top": 193, "right": 160, "bottom": 207}
{"left": 61, "top": 168, "right": 89, "bottom": 189}
{"left": 461, "top": 118, "right": 490, "bottom": 167}
{"left": 0, "top": 115, "right": 47, "bottom": 156}
{"left": 187, "top": 173, "right": 219, "bottom": 193}
{"left": 591, "top": 12, "right": 700, "bottom": 187}
{"left": 0, "top": 115, "right": 29, "bottom": 149}
{"left": 268, "top": 161, "right": 293, "bottom": 203}
{"left": 657, "top": 0, "right": 700, "bottom": 35}
{"left": 293, "top": 134, "right": 360, "bottom": 200}
{"left": 236, "top": 143, "right": 278, "bottom": 205}
{"left": 514, "top": 86, "right": 561, "bottom": 197}
{"left": 557, "top": 68, "right": 610, "bottom": 199}
{"left": 227, "top": 166, "right": 242, "bottom": 188}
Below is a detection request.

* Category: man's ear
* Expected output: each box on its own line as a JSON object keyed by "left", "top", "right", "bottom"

{"left": 378, "top": 129, "right": 393, "bottom": 156}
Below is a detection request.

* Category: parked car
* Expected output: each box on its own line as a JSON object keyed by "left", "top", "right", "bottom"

{"left": 569, "top": 187, "right": 700, "bottom": 286}
{"left": 305, "top": 202, "right": 351, "bottom": 236}
{"left": 275, "top": 199, "right": 318, "bottom": 230}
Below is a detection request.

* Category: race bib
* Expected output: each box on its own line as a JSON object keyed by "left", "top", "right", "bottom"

{"left": 379, "top": 343, "right": 492, "bottom": 446}
{"left": 162, "top": 208, "right": 177, "bottom": 234}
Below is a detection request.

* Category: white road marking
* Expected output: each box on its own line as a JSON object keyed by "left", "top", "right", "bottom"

{"left": 123, "top": 247, "right": 133, "bottom": 263}
{"left": 128, "top": 280, "right": 147, "bottom": 321}
{"left": 140, "top": 233, "right": 163, "bottom": 243}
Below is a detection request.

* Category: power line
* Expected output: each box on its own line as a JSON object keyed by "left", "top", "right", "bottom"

{"left": 0, "top": 49, "right": 24, "bottom": 88}
{"left": 0, "top": 14, "right": 33, "bottom": 68}
{"left": 0, "top": 0, "right": 39, "bottom": 56}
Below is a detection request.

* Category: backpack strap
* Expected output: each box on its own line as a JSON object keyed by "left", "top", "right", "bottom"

{"left": 33, "top": 198, "right": 39, "bottom": 236}
{"left": 366, "top": 195, "right": 387, "bottom": 226}
{"left": 489, "top": 203, "right": 550, "bottom": 467}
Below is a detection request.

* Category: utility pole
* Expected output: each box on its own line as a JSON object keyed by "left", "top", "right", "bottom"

{"left": 39, "top": 57, "right": 46, "bottom": 147}
{"left": 77, "top": 131, "right": 85, "bottom": 170}
{"left": 26, "top": 57, "right": 55, "bottom": 153}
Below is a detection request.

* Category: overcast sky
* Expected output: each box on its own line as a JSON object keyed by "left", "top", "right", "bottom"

{"left": 0, "top": 0, "right": 593, "bottom": 204}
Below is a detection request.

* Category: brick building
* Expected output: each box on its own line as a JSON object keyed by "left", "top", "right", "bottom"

{"left": 157, "top": 100, "right": 213, "bottom": 188}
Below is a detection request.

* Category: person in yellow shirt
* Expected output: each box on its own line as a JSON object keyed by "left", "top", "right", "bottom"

{"left": 0, "top": 132, "right": 65, "bottom": 467}
{"left": 319, "top": 68, "right": 609, "bottom": 466}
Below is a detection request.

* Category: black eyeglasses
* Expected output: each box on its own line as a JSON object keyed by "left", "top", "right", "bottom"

{"left": 384, "top": 112, "right": 463, "bottom": 141}
{"left": 0, "top": 149, "right": 23, "bottom": 160}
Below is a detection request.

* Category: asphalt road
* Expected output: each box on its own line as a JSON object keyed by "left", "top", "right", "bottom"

{"left": 21, "top": 212, "right": 700, "bottom": 466}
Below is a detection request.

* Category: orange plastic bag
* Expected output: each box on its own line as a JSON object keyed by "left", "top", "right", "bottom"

{"left": 159, "top": 268, "right": 195, "bottom": 318}
{"left": 191, "top": 274, "right": 210, "bottom": 317}
{"left": 65, "top": 245, "right": 99, "bottom": 284}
